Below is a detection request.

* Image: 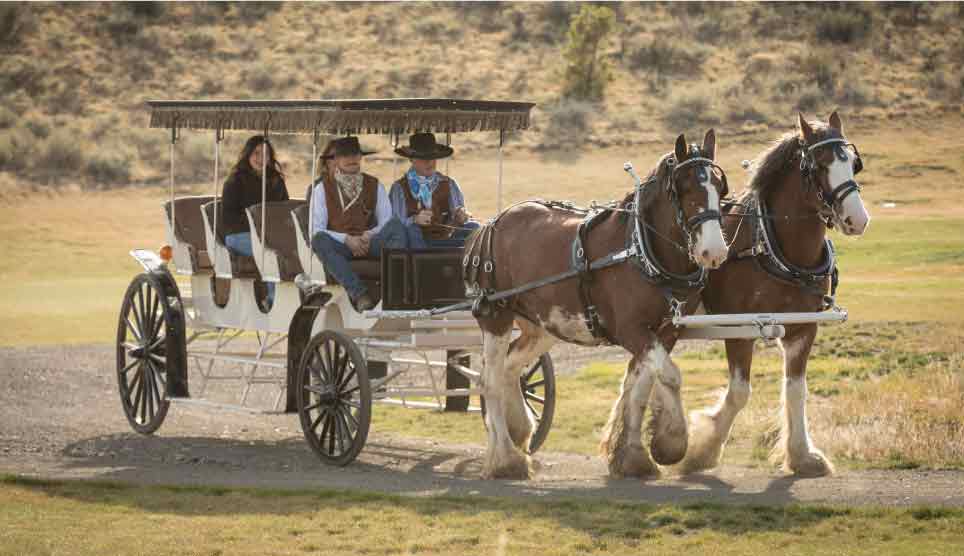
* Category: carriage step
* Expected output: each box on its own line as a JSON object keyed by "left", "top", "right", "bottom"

{"left": 168, "top": 397, "right": 286, "bottom": 415}
{"left": 678, "top": 325, "right": 785, "bottom": 340}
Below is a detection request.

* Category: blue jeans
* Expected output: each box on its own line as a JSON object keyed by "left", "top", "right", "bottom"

{"left": 406, "top": 220, "right": 480, "bottom": 249}
{"left": 224, "top": 232, "right": 275, "bottom": 307}
{"left": 311, "top": 218, "right": 410, "bottom": 300}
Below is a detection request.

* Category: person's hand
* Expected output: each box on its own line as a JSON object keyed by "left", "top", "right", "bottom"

{"left": 415, "top": 210, "right": 433, "bottom": 226}
{"left": 454, "top": 206, "right": 472, "bottom": 225}
{"left": 346, "top": 235, "right": 368, "bottom": 257}
{"left": 361, "top": 230, "right": 374, "bottom": 243}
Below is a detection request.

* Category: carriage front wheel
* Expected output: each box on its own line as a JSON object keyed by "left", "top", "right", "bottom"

{"left": 481, "top": 353, "right": 556, "bottom": 454}
{"left": 115, "top": 273, "right": 185, "bottom": 434}
{"left": 296, "top": 330, "right": 372, "bottom": 466}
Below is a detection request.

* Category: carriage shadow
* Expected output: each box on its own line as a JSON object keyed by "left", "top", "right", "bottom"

{"left": 44, "top": 433, "right": 828, "bottom": 529}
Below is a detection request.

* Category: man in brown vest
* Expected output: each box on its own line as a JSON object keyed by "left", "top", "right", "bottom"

{"left": 388, "top": 132, "right": 479, "bottom": 249}
{"left": 309, "top": 136, "right": 409, "bottom": 311}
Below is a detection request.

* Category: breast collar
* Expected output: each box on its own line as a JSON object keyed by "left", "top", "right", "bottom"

{"left": 733, "top": 193, "right": 838, "bottom": 306}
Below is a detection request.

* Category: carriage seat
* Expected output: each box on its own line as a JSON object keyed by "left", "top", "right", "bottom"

{"left": 163, "top": 196, "right": 214, "bottom": 274}
{"left": 247, "top": 200, "right": 307, "bottom": 281}
{"left": 291, "top": 204, "right": 381, "bottom": 281}
{"left": 200, "top": 200, "right": 263, "bottom": 280}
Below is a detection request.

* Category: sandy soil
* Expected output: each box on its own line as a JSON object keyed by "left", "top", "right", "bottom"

{"left": 2, "top": 344, "right": 963, "bottom": 507}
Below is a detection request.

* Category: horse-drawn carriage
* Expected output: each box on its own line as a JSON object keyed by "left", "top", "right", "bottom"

{"left": 117, "top": 98, "right": 555, "bottom": 465}
{"left": 118, "top": 97, "right": 869, "bottom": 478}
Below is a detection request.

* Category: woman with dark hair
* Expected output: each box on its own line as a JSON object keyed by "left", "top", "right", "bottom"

{"left": 222, "top": 135, "right": 290, "bottom": 308}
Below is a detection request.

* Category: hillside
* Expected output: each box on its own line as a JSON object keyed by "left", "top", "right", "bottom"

{"left": 1, "top": 1, "right": 962, "bottom": 189}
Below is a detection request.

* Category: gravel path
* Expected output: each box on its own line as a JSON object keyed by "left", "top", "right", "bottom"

{"left": 2, "top": 344, "right": 963, "bottom": 507}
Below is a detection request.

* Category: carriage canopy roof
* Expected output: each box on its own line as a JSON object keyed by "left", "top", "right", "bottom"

{"left": 147, "top": 98, "right": 535, "bottom": 135}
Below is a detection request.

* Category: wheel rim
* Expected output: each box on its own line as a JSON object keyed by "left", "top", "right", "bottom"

{"left": 117, "top": 276, "right": 169, "bottom": 432}
{"left": 521, "top": 354, "right": 555, "bottom": 453}
{"left": 299, "top": 332, "right": 370, "bottom": 465}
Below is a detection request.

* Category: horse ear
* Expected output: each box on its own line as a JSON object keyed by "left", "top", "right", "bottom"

{"left": 702, "top": 128, "right": 716, "bottom": 159}
{"left": 828, "top": 110, "right": 843, "bottom": 134}
{"left": 675, "top": 133, "right": 687, "bottom": 162}
{"left": 798, "top": 112, "right": 815, "bottom": 144}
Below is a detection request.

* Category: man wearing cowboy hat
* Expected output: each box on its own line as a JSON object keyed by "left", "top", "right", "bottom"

{"left": 309, "top": 136, "right": 410, "bottom": 312}
{"left": 388, "top": 132, "right": 479, "bottom": 249}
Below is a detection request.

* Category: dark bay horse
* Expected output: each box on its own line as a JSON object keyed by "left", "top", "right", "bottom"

{"left": 467, "top": 131, "right": 729, "bottom": 478}
{"left": 679, "top": 112, "right": 870, "bottom": 477}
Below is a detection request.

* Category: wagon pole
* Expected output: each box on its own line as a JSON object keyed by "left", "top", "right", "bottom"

{"left": 261, "top": 120, "right": 269, "bottom": 272}
{"left": 497, "top": 129, "right": 504, "bottom": 214}
{"left": 169, "top": 121, "right": 179, "bottom": 246}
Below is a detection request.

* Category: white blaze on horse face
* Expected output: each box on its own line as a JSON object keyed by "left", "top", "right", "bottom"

{"left": 693, "top": 172, "right": 727, "bottom": 269}
{"left": 828, "top": 149, "right": 870, "bottom": 236}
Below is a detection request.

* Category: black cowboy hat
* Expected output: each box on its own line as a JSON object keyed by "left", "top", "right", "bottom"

{"left": 394, "top": 132, "right": 454, "bottom": 160}
{"left": 322, "top": 136, "right": 376, "bottom": 159}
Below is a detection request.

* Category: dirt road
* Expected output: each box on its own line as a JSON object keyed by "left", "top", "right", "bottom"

{"left": 2, "top": 345, "right": 963, "bottom": 507}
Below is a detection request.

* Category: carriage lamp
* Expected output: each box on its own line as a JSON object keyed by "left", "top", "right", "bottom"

{"left": 158, "top": 244, "right": 173, "bottom": 263}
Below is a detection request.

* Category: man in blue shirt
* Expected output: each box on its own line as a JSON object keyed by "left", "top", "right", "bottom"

{"left": 388, "top": 133, "right": 479, "bottom": 249}
{"left": 309, "top": 136, "right": 409, "bottom": 312}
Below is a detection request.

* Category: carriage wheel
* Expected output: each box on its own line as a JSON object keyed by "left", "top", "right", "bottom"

{"left": 296, "top": 330, "right": 371, "bottom": 466}
{"left": 480, "top": 353, "right": 556, "bottom": 454}
{"left": 116, "top": 273, "right": 181, "bottom": 434}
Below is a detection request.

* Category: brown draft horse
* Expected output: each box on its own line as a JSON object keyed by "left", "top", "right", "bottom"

{"left": 679, "top": 111, "right": 870, "bottom": 477}
{"left": 467, "top": 131, "right": 729, "bottom": 479}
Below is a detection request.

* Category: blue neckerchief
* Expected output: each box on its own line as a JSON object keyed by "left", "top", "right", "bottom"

{"left": 407, "top": 168, "right": 436, "bottom": 209}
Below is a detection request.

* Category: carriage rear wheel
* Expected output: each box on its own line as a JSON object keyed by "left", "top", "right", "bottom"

{"left": 481, "top": 353, "right": 556, "bottom": 454}
{"left": 116, "top": 273, "right": 183, "bottom": 434}
{"left": 296, "top": 330, "right": 371, "bottom": 466}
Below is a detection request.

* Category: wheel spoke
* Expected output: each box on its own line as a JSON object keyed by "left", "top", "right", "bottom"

{"left": 340, "top": 385, "right": 360, "bottom": 397}
{"left": 524, "top": 359, "right": 543, "bottom": 382}
{"left": 325, "top": 413, "right": 337, "bottom": 456}
{"left": 337, "top": 365, "right": 357, "bottom": 393}
{"left": 120, "top": 358, "right": 139, "bottom": 375}
{"left": 147, "top": 291, "right": 161, "bottom": 343}
{"left": 525, "top": 379, "right": 546, "bottom": 390}
{"left": 310, "top": 407, "right": 327, "bottom": 434}
{"left": 336, "top": 408, "right": 352, "bottom": 453}
{"left": 523, "top": 397, "right": 541, "bottom": 421}
{"left": 341, "top": 398, "right": 361, "bottom": 410}
{"left": 145, "top": 362, "right": 155, "bottom": 420}
{"left": 303, "top": 401, "right": 324, "bottom": 413}
{"left": 318, "top": 411, "right": 331, "bottom": 446}
{"left": 129, "top": 366, "right": 143, "bottom": 407}
{"left": 332, "top": 410, "right": 345, "bottom": 455}
{"left": 523, "top": 391, "right": 545, "bottom": 405}
{"left": 135, "top": 284, "right": 147, "bottom": 337}
{"left": 125, "top": 316, "right": 143, "bottom": 343}
{"left": 343, "top": 406, "right": 359, "bottom": 431}
{"left": 323, "top": 340, "right": 334, "bottom": 383}
{"left": 335, "top": 344, "right": 349, "bottom": 387}
{"left": 146, "top": 359, "right": 166, "bottom": 396}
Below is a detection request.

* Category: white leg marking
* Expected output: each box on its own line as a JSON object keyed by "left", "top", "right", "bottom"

{"left": 481, "top": 330, "right": 530, "bottom": 479}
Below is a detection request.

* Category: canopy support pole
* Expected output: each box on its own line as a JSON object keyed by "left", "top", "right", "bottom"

{"left": 392, "top": 131, "right": 399, "bottom": 181}
{"left": 169, "top": 123, "right": 179, "bottom": 242}
{"left": 212, "top": 127, "right": 223, "bottom": 259}
{"left": 445, "top": 132, "right": 451, "bottom": 175}
{"left": 261, "top": 123, "right": 269, "bottom": 272}
{"left": 497, "top": 129, "right": 504, "bottom": 214}
{"left": 308, "top": 128, "right": 319, "bottom": 275}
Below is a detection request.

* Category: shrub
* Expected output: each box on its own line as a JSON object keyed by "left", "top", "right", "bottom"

{"left": 38, "top": 128, "right": 84, "bottom": 175}
{"left": 0, "top": 3, "right": 28, "bottom": 47}
{"left": 837, "top": 80, "right": 874, "bottom": 107}
{"left": 245, "top": 67, "right": 275, "bottom": 93}
{"left": 796, "top": 83, "right": 824, "bottom": 112}
{"left": 179, "top": 134, "right": 216, "bottom": 182}
{"left": 184, "top": 30, "right": 217, "bottom": 52}
{"left": 628, "top": 40, "right": 707, "bottom": 81}
{"left": 797, "top": 50, "right": 839, "bottom": 94}
{"left": 815, "top": 10, "right": 871, "bottom": 44}
{"left": 541, "top": 100, "right": 595, "bottom": 149}
{"left": 561, "top": 4, "right": 615, "bottom": 101}
{"left": 664, "top": 90, "right": 718, "bottom": 130}
{"left": 0, "top": 106, "right": 17, "bottom": 129}
{"left": 86, "top": 149, "right": 132, "bottom": 186}
{"left": 0, "top": 126, "right": 36, "bottom": 172}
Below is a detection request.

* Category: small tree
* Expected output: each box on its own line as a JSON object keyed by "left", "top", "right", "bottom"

{"left": 561, "top": 4, "right": 614, "bottom": 102}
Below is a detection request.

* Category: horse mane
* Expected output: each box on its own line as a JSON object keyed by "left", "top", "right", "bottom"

{"left": 746, "top": 121, "right": 840, "bottom": 195}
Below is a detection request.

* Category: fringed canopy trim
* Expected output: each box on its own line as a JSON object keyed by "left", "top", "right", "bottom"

{"left": 147, "top": 98, "right": 535, "bottom": 135}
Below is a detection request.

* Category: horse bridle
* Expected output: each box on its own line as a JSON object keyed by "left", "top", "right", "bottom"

{"left": 665, "top": 147, "right": 729, "bottom": 257}
{"left": 800, "top": 137, "right": 863, "bottom": 225}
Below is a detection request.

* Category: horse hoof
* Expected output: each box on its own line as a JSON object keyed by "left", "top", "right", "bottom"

{"left": 786, "top": 451, "right": 835, "bottom": 478}
{"left": 482, "top": 453, "right": 532, "bottom": 480}
{"left": 610, "top": 445, "right": 660, "bottom": 479}
{"left": 650, "top": 433, "right": 688, "bottom": 466}
{"left": 678, "top": 413, "right": 725, "bottom": 475}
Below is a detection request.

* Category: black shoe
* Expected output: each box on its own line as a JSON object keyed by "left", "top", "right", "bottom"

{"left": 354, "top": 293, "right": 376, "bottom": 312}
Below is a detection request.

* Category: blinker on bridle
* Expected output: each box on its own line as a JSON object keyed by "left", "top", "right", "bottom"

{"left": 800, "top": 137, "right": 863, "bottom": 211}
{"left": 668, "top": 149, "right": 728, "bottom": 232}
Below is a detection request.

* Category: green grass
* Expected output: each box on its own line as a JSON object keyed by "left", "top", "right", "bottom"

{"left": 2, "top": 476, "right": 963, "bottom": 556}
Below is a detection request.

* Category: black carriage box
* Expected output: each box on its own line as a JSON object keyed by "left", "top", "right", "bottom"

{"left": 380, "top": 248, "right": 466, "bottom": 310}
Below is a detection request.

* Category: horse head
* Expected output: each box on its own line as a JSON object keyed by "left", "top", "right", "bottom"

{"left": 668, "top": 129, "right": 729, "bottom": 269}
{"left": 798, "top": 111, "right": 870, "bottom": 236}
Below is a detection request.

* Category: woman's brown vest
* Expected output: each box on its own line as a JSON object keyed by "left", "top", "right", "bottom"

{"left": 323, "top": 172, "right": 379, "bottom": 235}
{"left": 398, "top": 174, "right": 454, "bottom": 240}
